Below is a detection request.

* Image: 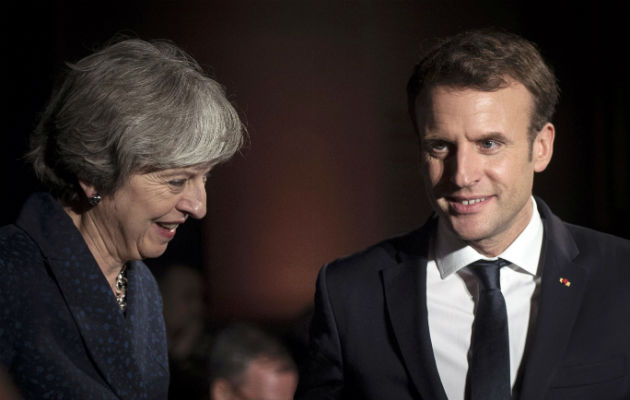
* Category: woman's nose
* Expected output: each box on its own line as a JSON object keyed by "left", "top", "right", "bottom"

{"left": 177, "top": 179, "right": 207, "bottom": 219}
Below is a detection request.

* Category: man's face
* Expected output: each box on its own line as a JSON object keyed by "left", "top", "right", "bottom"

{"left": 211, "top": 357, "right": 298, "bottom": 400}
{"left": 233, "top": 358, "right": 297, "bottom": 400}
{"left": 416, "top": 82, "right": 554, "bottom": 256}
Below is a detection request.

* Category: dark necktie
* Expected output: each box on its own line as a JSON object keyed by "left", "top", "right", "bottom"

{"left": 467, "top": 259, "right": 511, "bottom": 400}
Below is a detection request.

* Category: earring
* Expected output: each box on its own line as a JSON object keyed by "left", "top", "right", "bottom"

{"left": 88, "top": 194, "right": 102, "bottom": 206}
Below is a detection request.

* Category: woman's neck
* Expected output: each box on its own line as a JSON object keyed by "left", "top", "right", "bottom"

{"left": 64, "top": 205, "right": 126, "bottom": 290}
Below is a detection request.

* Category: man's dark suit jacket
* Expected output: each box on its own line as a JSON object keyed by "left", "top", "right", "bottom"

{"left": 0, "top": 193, "right": 169, "bottom": 399}
{"left": 297, "top": 198, "right": 629, "bottom": 399}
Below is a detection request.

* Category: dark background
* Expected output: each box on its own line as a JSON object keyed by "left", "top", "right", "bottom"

{"left": 5, "top": 0, "right": 628, "bottom": 326}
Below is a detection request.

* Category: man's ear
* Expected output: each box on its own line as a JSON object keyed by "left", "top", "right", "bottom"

{"left": 210, "top": 379, "right": 234, "bottom": 400}
{"left": 78, "top": 180, "right": 99, "bottom": 198}
{"left": 533, "top": 122, "right": 555, "bottom": 172}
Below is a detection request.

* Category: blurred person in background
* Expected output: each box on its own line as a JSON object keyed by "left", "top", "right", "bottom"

{"left": 209, "top": 323, "right": 298, "bottom": 400}
{"left": 158, "top": 263, "right": 217, "bottom": 400}
{"left": 0, "top": 37, "right": 244, "bottom": 399}
{"left": 0, "top": 367, "right": 21, "bottom": 400}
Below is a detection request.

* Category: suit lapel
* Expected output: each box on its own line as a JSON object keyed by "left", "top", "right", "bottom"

{"left": 517, "top": 199, "right": 589, "bottom": 399}
{"left": 381, "top": 219, "right": 449, "bottom": 400}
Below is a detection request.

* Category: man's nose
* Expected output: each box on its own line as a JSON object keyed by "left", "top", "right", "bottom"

{"left": 447, "top": 145, "right": 481, "bottom": 188}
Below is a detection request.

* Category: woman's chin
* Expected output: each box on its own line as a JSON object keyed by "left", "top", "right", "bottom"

{"left": 139, "top": 242, "right": 170, "bottom": 260}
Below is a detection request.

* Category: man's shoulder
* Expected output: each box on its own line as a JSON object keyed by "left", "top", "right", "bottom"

{"left": 563, "top": 222, "right": 629, "bottom": 262}
{"left": 537, "top": 196, "right": 628, "bottom": 256}
{"left": 564, "top": 222, "right": 628, "bottom": 245}
{"left": 322, "top": 218, "right": 436, "bottom": 280}
{"left": 542, "top": 203, "right": 629, "bottom": 275}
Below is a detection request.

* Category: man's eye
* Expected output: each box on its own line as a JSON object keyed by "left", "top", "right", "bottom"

{"left": 480, "top": 140, "right": 500, "bottom": 150}
{"left": 426, "top": 141, "right": 449, "bottom": 155}
{"left": 433, "top": 142, "right": 448, "bottom": 150}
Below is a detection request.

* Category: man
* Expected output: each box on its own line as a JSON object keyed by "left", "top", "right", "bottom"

{"left": 296, "top": 30, "right": 629, "bottom": 399}
{"left": 208, "top": 323, "right": 298, "bottom": 400}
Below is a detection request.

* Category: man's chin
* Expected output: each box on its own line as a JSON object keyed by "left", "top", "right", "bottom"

{"left": 444, "top": 216, "right": 490, "bottom": 243}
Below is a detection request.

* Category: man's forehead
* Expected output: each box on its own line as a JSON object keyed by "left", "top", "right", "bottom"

{"left": 414, "top": 82, "right": 535, "bottom": 128}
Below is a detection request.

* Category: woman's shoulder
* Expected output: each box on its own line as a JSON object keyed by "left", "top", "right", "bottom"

{"left": 0, "top": 224, "right": 42, "bottom": 269}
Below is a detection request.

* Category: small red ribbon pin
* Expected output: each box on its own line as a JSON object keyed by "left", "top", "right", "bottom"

{"left": 559, "top": 277, "right": 571, "bottom": 287}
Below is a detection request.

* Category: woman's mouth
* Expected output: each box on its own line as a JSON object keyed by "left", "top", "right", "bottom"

{"left": 156, "top": 222, "right": 178, "bottom": 231}
{"left": 155, "top": 222, "right": 181, "bottom": 239}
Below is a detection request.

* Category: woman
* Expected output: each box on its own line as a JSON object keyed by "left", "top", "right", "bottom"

{"left": 0, "top": 38, "right": 243, "bottom": 399}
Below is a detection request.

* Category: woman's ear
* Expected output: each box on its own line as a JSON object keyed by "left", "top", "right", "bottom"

{"left": 78, "top": 180, "right": 103, "bottom": 207}
{"left": 78, "top": 180, "right": 99, "bottom": 199}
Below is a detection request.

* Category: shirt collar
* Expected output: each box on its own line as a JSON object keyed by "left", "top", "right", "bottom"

{"left": 434, "top": 197, "right": 544, "bottom": 279}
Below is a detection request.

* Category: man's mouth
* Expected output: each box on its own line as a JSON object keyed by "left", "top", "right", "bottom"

{"left": 445, "top": 196, "right": 491, "bottom": 214}
{"left": 457, "top": 197, "right": 487, "bottom": 205}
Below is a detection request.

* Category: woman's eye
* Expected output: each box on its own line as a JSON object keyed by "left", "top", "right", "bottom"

{"left": 168, "top": 179, "right": 187, "bottom": 187}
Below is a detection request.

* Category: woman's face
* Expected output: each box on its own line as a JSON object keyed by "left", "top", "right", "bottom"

{"left": 92, "top": 164, "right": 211, "bottom": 262}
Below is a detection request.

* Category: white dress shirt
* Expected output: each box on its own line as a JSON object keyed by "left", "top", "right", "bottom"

{"left": 426, "top": 198, "right": 543, "bottom": 399}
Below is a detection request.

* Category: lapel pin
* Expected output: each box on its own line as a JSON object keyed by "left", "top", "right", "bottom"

{"left": 559, "top": 277, "right": 571, "bottom": 287}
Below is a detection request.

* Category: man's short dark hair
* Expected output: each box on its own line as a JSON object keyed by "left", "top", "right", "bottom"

{"left": 207, "top": 323, "right": 296, "bottom": 387}
{"left": 407, "top": 29, "right": 559, "bottom": 141}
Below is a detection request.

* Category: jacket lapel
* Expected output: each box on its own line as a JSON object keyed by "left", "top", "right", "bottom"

{"left": 125, "top": 260, "right": 170, "bottom": 375}
{"left": 381, "top": 219, "right": 449, "bottom": 400}
{"left": 46, "top": 256, "right": 139, "bottom": 398}
{"left": 517, "top": 199, "right": 589, "bottom": 399}
{"left": 17, "top": 193, "right": 143, "bottom": 398}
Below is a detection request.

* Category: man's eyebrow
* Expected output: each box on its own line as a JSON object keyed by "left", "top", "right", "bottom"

{"left": 421, "top": 131, "right": 515, "bottom": 145}
{"left": 421, "top": 131, "right": 451, "bottom": 141}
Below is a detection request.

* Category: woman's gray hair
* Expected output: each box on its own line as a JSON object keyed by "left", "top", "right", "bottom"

{"left": 29, "top": 37, "right": 244, "bottom": 204}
